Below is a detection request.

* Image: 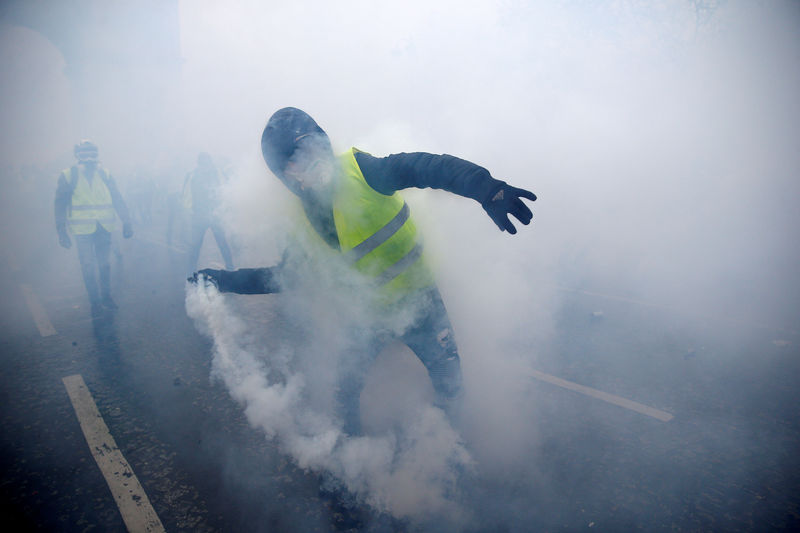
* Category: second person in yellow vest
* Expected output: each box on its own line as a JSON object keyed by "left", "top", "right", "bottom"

{"left": 55, "top": 140, "right": 133, "bottom": 317}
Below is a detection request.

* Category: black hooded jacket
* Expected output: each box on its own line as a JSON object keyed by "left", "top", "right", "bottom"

{"left": 205, "top": 150, "right": 505, "bottom": 294}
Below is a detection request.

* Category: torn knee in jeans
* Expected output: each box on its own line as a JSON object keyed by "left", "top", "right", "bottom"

{"left": 436, "top": 327, "right": 453, "bottom": 348}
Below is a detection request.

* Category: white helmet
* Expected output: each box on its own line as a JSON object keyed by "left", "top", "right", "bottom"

{"left": 74, "top": 139, "right": 99, "bottom": 163}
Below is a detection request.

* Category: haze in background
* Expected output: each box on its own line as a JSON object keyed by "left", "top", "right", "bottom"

{"left": 2, "top": 1, "right": 796, "bottom": 323}
{"left": 178, "top": 0, "right": 799, "bottom": 333}
{"left": 182, "top": 0, "right": 799, "bottom": 524}
{"left": 2, "top": 0, "right": 798, "bottom": 528}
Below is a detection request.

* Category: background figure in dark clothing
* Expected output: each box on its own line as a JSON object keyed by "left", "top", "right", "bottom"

{"left": 183, "top": 152, "right": 234, "bottom": 273}
{"left": 190, "top": 108, "right": 536, "bottom": 435}
{"left": 55, "top": 140, "right": 133, "bottom": 316}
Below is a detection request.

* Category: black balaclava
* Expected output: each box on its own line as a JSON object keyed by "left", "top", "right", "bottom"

{"left": 261, "top": 107, "right": 331, "bottom": 196}
{"left": 261, "top": 107, "right": 340, "bottom": 247}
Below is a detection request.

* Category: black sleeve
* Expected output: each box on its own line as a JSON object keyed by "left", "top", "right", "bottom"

{"left": 215, "top": 267, "right": 281, "bottom": 294}
{"left": 354, "top": 151, "right": 506, "bottom": 205}
{"left": 104, "top": 174, "right": 132, "bottom": 225}
{"left": 54, "top": 173, "right": 71, "bottom": 234}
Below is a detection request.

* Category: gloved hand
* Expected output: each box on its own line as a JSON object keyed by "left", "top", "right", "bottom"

{"left": 58, "top": 231, "right": 72, "bottom": 249}
{"left": 187, "top": 268, "right": 221, "bottom": 288}
{"left": 482, "top": 184, "right": 537, "bottom": 234}
{"left": 123, "top": 222, "right": 133, "bottom": 239}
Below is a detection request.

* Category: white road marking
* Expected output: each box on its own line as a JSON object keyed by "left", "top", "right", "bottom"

{"left": 529, "top": 369, "right": 674, "bottom": 422}
{"left": 62, "top": 375, "right": 166, "bottom": 533}
{"left": 20, "top": 284, "right": 57, "bottom": 337}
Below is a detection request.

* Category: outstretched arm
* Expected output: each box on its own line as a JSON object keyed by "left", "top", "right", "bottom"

{"left": 354, "top": 151, "right": 536, "bottom": 234}
{"left": 54, "top": 173, "right": 72, "bottom": 248}
{"left": 54, "top": 173, "right": 71, "bottom": 235}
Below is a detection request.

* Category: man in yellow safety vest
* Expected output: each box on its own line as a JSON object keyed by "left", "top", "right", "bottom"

{"left": 190, "top": 107, "right": 536, "bottom": 435}
{"left": 55, "top": 140, "right": 133, "bottom": 316}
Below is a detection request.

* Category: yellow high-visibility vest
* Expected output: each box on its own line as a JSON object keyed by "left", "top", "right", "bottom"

{"left": 62, "top": 166, "right": 116, "bottom": 235}
{"left": 331, "top": 148, "right": 435, "bottom": 299}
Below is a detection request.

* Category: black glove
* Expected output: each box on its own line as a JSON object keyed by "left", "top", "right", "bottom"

{"left": 123, "top": 222, "right": 133, "bottom": 239}
{"left": 482, "top": 184, "right": 537, "bottom": 234}
{"left": 187, "top": 268, "right": 221, "bottom": 288}
{"left": 58, "top": 231, "right": 72, "bottom": 249}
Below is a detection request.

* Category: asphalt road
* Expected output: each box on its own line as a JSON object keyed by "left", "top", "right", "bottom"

{"left": 1, "top": 226, "right": 340, "bottom": 532}
{"left": 1, "top": 215, "right": 799, "bottom": 532}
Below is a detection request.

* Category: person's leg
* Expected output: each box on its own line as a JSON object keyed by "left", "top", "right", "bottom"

{"left": 187, "top": 216, "right": 208, "bottom": 273}
{"left": 210, "top": 219, "right": 234, "bottom": 270}
{"left": 400, "top": 287, "right": 464, "bottom": 420}
{"left": 75, "top": 232, "right": 100, "bottom": 313}
{"left": 94, "top": 226, "right": 114, "bottom": 307}
{"left": 335, "top": 368, "right": 368, "bottom": 436}
{"left": 335, "top": 336, "right": 383, "bottom": 436}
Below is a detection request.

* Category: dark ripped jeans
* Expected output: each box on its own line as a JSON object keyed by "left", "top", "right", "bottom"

{"left": 336, "top": 286, "right": 463, "bottom": 435}
{"left": 74, "top": 225, "right": 111, "bottom": 306}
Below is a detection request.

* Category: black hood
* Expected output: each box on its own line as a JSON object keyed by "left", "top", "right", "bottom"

{"left": 261, "top": 107, "right": 327, "bottom": 183}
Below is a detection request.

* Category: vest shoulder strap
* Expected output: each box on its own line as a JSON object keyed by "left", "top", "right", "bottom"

{"left": 96, "top": 168, "right": 111, "bottom": 187}
{"left": 68, "top": 166, "right": 112, "bottom": 193}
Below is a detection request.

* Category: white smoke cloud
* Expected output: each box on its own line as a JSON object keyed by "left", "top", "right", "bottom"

{"left": 185, "top": 240, "right": 475, "bottom": 523}
{"left": 178, "top": 2, "right": 799, "bottom": 524}
{"left": 1, "top": 0, "right": 796, "bottom": 527}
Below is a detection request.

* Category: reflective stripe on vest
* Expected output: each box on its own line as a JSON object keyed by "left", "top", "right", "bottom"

{"left": 333, "top": 148, "right": 434, "bottom": 296}
{"left": 68, "top": 217, "right": 117, "bottom": 225}
{"left": 374, "top": 242, "right": 424, "bottom": 286}
{"left": 65, "top": 166, "right": 116, "bottom": 235}
{"left": 344, "top": 202, "right": 410, "bottom": 264}
{"left": 70, "top": 204, "right": 113, "bottom": 210}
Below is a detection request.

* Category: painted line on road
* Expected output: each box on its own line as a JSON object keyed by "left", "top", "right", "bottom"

{"left": 62, "top": 374, "right": 166, "bottom": 533}
{"left": 20, "top": 284, "right": 57, "bottom": 337}
{"left": 529, "top": 369, "right": 674, "bottom": 422}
